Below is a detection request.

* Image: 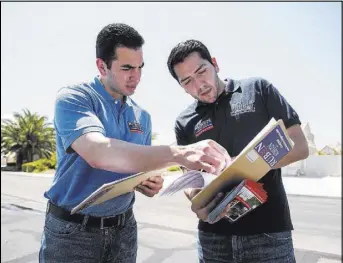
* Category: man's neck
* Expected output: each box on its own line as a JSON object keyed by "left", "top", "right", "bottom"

{"left": 217, "top": 78, "right": 227, "bottom": 97}
{"left": 197, "top": 79, "right": 228, "bottom": 105}
{"left": 99, "top": 76, "right": 124, "bottom": 102}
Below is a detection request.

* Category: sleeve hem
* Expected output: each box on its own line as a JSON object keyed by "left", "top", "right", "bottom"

{"left": 63, "top": 126, "right": 106, "bottom": 153}
{"left": 284, "top": 118, "right": 301, "bottom": 129}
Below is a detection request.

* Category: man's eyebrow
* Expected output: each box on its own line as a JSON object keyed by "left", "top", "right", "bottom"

{"left": 121, "top": 62, "right": 145, "bottom": 69}
{"left": 180, "top": 64, "right": 206, "bottom": 83}
{"left": 194, "top": 64, "right": 206, "bottom": 73}
{"left": 180, "top": 76, "right": 191, "bottom": 83}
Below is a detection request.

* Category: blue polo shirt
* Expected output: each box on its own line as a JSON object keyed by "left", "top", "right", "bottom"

{"left": 44, "top": 76, "right": 152, "bottom": 217}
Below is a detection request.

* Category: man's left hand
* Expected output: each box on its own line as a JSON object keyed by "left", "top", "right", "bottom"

{"left": 135, "top": 176, "right": 164, "bottom": 197}
{"left": 185, "top": 189, "right": 231, "bottom": 224}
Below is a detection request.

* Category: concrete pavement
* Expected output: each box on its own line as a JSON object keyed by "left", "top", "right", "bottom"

{"left": 1, "top": 171, "right": 342, "bottom": 263}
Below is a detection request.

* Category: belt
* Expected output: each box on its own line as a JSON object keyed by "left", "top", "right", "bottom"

{"left": 47, "top": 202, "right": 133, "bottom": 229}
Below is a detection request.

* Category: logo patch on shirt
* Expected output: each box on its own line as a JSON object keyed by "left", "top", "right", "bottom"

{"left": 194, "top": 118, "right": 214, "bottom": 137}
{"left": 230, "top": 100, "right": 255, "bottom": 116}
{"left": 128, "top": 122, "right": 144, "bottom": 133}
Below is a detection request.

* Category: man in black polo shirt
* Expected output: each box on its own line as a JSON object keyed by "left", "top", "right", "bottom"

{"left": 167, "top": 40, "right": 309, "bottom": 263}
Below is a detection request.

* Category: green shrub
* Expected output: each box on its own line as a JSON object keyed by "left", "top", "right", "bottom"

{"left": 34, "top": 160, "right": 50, "bottom": 173}
{"left": 22, "top": 159, "right": 49, "bottom": 173}
{"left": 21, "top": 152, "right": 57, "bottom": 173}
{"left": 21, "top": 162, "right": 36, "bottom": 173}
{"left": 47, "top": 152, "right": 57, "bottom": 169}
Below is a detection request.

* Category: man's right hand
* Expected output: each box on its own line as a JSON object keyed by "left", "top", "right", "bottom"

{"left": 176, "top": 139, "right": 231, "bottom": 174}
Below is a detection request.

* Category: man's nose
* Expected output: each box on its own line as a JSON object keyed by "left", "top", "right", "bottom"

{"left": 195, "top": 78, "right": 207, "bottom": 92}
{"left": 193, "top": 77, "right": 203, "bottom": 89}
{"left": 129, "top": 68, "right": 141, "bottom": 81}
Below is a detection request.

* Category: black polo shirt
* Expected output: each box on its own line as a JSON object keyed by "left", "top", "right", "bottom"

{"left": 175, "top": 77, "right": 301, "bottom": 235}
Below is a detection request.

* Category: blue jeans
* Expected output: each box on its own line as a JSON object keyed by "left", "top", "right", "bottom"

{"left": 197, "top": 230, "right": 296, "bottom": 263}
{"left": 39, "top": 211, "right": 137, "bottom": 263}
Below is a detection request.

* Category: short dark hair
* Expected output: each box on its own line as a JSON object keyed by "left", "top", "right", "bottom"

{"left": 167, "top": 39, "right": 213, "bottom": 81}
{"left": 96, "top": 23, "right": 145, "bottom": 69}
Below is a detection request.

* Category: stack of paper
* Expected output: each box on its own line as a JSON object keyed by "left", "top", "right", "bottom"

{"left": 160, "top": 171, "right": 217, "bottom": 196}
{"left": 207, "top": 179, "right": 267, "bottom": 223}
{"left": 71, "top": 167, "right": 170, "bottom": 214}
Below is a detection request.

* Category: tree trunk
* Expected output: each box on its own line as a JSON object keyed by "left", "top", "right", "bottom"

{"left": 16, "top": 151, "right": 23, "bottom": 171}
{"left": 28, "top": 147, "right": 33, "bottom": 163}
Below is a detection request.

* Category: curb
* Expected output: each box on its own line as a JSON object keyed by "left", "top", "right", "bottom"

{"left": 295, "top": 248, "right": 342, "bottom": 261}
{"left": 1, "top": 193, "right": 47, "bottom": 213}
{"left": 1, "top": 171, "right": 54, "bottom": 178}
{"left": 287, "top": 194, "right": 341, "bottom": 200}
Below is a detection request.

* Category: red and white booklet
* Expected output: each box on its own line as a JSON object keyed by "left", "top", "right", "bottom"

{"left": 208, "top": 179, "right": 268, "bottom": 223}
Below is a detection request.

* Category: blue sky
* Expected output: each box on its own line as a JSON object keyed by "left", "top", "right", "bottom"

{"left": 1, "top": 2, "right": 341, "bottom": 149}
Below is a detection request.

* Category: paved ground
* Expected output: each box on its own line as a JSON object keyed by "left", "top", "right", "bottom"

{"left": 1, "top": 172, "right": 342, "bottom": 263}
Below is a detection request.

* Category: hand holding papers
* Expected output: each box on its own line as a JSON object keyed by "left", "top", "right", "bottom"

{"left": 71, "top": 167, "right": 170, "bottom": 214}
{"left": 160, "top": 118, "right": 293, "bottom": 223}
{"left": 72, "top": 118, "right": 292, "bottom": 218}
{"left": 190, "top": 118, "right": 293, "bottom": 209}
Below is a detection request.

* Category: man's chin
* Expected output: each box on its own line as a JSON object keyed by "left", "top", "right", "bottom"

{"left": 199, "top": 97, "right": 216, "bottom": 104}
{"left": 125, "top": 89, "right": 136, "bottom": 96}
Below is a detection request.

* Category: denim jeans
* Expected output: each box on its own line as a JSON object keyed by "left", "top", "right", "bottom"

{"left": 197, "top": 230, "right": 296, "bottom": 263}
{"left": 39, "top": 211, "right": 137, "bottom": 263}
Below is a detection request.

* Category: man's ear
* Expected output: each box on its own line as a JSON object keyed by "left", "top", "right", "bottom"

{"left": 96, "top": 58, "right": 107, "bottom": 76}
{"left": 212, "top": 57, "right": 219, "bottom": 73}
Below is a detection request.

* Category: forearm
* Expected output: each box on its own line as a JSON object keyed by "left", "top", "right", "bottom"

{"left": 73, "top": 133, "right": 226, "bottom": 174}
{"left": 272, "top": 139, "right": 309, "bottom": 169}
{"left": 270, "top": 124, "right": 309, "bottom": 169}
{"left": 90, "top": 136, "right": 181, "bottom": 173}
{"left": 273, "top": 148, "right": 306, "bottom": 169}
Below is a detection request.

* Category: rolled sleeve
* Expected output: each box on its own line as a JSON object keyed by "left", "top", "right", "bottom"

{"left": 261, "top": 79, "right": 301, "bottom": 129}
{"left": 54, "top": 87, "right": 106, "bottom": 153}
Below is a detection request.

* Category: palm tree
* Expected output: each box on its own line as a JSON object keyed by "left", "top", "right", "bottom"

{"left": 1, "top": 109, "right": 56, "bottom": 170}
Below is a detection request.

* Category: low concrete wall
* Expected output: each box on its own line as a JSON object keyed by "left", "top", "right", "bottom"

{"left": 282, "top": 155, "right": 341, "bottom": 177}
{"left": 283, "top": 176, "right": 341, "bottom": 197}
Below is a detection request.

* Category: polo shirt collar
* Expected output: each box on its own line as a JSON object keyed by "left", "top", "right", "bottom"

{"left": 93, "top": 76, "right": 133, "bottom": 107}
{"left": 225, "top": 78, "right": 241, "bottom": 94}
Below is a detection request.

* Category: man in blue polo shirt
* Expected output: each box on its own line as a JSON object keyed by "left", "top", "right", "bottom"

{"left": 167, "top": 40, "right": 309, "bottom": 262}
{"left": 39, "top": 25, "right": 229, "bottom": 263}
